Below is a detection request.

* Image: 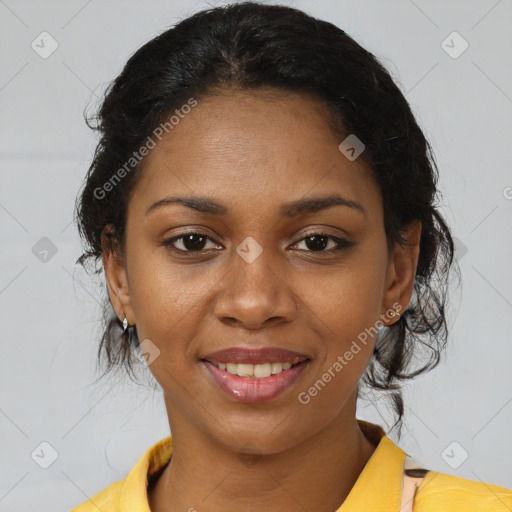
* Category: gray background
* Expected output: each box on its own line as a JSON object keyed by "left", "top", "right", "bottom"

{"left": 0, "top": 1, "right": 511, "bottom": 510}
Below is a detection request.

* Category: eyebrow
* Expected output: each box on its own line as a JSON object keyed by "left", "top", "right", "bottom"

{"left": 145, "top": 194, "right": 366, "bottom": 217}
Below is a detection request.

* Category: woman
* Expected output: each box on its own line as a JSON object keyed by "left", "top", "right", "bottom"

{"left": 71, "top": 2, "right": 511, "bottom": 511}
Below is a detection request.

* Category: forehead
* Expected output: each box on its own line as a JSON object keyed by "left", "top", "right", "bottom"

{"left": 130, "top": 89, "right": 380, "bottom": 221}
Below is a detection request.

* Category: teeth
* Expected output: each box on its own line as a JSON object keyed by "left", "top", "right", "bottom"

{"left": 226, "top": 363, "right": 238, "bottom": 374}
{"left": 214, "top": 361, "right": 298, "bottom": 378}
{"left": 237, "top": 363, "right": 254, "bottom": 377}
{"left": 271, "top": 362, "right": 283, "bottom": 374}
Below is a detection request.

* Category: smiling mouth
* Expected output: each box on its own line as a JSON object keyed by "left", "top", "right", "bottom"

{"left": 203, "top": 359, "right": 309, "bottom": 379}
{"left": 200, "top": 353, "right": 311, "bottom": 403}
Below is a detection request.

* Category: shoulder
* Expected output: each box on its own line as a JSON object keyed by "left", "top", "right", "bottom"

{"left": 69, "top": 479, "right": 124, "bottom": 512}
{"left": 414, "top": 470, "right": 512, "bottom": 511}
{"left": 69, "top": 434, "right": 173, "bottom": 511}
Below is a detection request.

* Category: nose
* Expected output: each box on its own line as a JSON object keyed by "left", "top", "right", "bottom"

{"left": 212, "top": 241, "right": 299, "bottom": 330}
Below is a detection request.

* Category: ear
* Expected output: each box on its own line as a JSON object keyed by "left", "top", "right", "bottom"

{"left": 101, "top": 224, "right": 134, "bottom": 326}
{"left": 380, "top": 219, "right": 422, "bottom": 325}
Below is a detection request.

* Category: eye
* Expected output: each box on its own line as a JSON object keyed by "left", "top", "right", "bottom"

{"left": 162, "top": 230, "right": 354, "bottom": 256}
{"left": 292, "top": 232, "right": 355, "bottom": 253}
{"left": 162, "top": 231, "right": 222, "bottom": 254}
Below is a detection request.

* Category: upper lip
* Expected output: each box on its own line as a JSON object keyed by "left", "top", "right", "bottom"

{"left": 202, "top": 347, "right": 310, "bottom": 365}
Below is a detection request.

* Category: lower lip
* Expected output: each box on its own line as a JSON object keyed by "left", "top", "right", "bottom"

{"left": 201, "top": 360, "right": 309, "bottom": 403}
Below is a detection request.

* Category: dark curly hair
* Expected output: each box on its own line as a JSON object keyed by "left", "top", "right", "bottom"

{"left": 74, "top": 1, "right": 457, "bottom": 434}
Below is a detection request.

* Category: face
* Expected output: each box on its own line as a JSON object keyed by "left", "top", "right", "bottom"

{"left": 103, "top": 88, "right": 420, "bottom": 455}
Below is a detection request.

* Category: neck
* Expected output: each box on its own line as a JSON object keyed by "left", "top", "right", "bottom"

{"left": 148, "top": 393, "right": 378, "bottom": 512}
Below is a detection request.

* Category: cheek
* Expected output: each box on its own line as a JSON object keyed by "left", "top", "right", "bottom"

{"left": 317, "top": 246, "right": 388, "bottom": 333}
{"left": 308, "top": 241, "right": 389, "bottom": 388}
{"left": 127, "top": 238, "right": 211, "bottom": 332}
{"left": 124, "top": 249, "right": 208, "bottom": 388}
{"left": 297, "top": 280, "right": 380, "bottom": 425}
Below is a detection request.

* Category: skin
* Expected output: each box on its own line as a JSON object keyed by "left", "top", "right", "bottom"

{"left": 102, "top": 88, "right": 421, "bottom": 512}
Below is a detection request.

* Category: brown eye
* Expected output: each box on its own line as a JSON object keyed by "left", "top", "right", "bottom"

{"left": 162, "top": 232, "right": 221, "bottom": 253}
{"left": 293, "top": 233, "right": 355, "bottom": 253}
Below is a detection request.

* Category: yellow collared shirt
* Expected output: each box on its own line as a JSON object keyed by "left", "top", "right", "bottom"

{"left": 71, "top": 420, "right": 511, "bottom": 511}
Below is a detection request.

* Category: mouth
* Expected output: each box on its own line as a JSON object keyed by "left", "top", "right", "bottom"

{"left": 204, "top": 359, "right": 307, "bottom": 378}
{"left": 200, "top": 347, "right": 310, "bottom": 403}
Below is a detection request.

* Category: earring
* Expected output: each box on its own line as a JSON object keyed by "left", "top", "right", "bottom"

{"left": 389, "top": 309, "right": 400, "bottom": 320}
{"left": 122, "top": 314, "right": 129, "bottom": 333}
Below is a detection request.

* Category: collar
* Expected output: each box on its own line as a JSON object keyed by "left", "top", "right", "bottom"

{"left": 119, "top": 419, "right": 405, "bottom": 512}
{"left": 339, "top": 420, "right": 405, "bottom": 511}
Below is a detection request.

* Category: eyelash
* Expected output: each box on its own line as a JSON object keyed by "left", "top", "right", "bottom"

{"left": 162, "top": 231, "right": 354, "bottom": 255}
